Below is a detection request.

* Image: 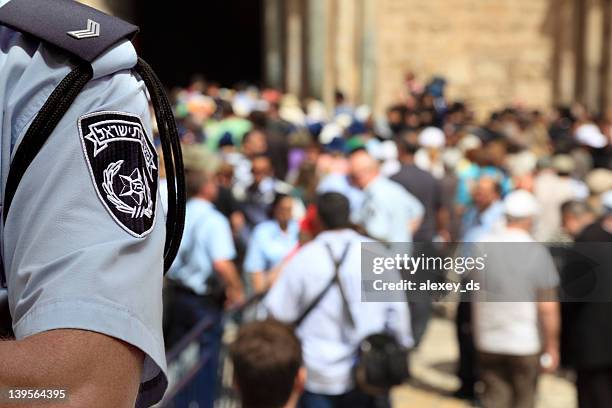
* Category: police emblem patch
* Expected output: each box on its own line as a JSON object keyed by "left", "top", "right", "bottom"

{"left": 78, "top": 111, "right": 158, "bottom": 238}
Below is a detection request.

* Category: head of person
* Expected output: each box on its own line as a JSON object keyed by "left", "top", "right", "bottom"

{"left": 242, "top": 128, "right": 269, "bottom": 158}
{"left": 348, "top": 150, "right": 379, "bottom": 190}
{"left": 185, "top": 169, "right": 218, "bottom": 202}
{"left": 504, "top": 189, "right": 540, "bottom": 233}
{"left": 561, "top": 200, "right": 596, "bottom": 238}
{"left": 217, "top": 99, "right": 235, "bottom": 119}
{"left": 251, "top": 154, "right": 273, "bottom": 185}
{"left": 472, "top": 176, "right": 502, "bottom": 212}
{"left": 316, "top": 192, "right": 352, "bottom": 231}
{"left": 183, "top": 146, "right": 219, "bottom": 201}
{"left": 396, "top": 132, "right": 420, "bottom": 163}
{"left": 418, "top": 126, "right": 445, "bottom": 151}
{"left": 270, "top": 193, "right": 294, "bottom": 229}
{"left": 334, "top": 89, "right": 346, "bottom": 106}
{"left": 551, "top": 154, "right": 575, "bottom": 177}
{"left": 217, "top": 162, "right": 234, "bottom": 189}
{"left": 386, "top": 104, "right": 407, "bottom": 134}
{"left": 229, "top": 320, "right": 305, "bottom": 408}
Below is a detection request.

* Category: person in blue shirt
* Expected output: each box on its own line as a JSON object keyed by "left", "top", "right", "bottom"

{"left": 166, "top": 150, "right": 244, "bottom": 408}
{"left": 244, "top": 193, "right": 300, "bottom": 294}
{"left": 461, "top": 175, "right": 506, "bottom": 242}
{"left": 349, "top": 150, "right": 424, "bottom": 242}
{"left": 455, "top": 175, "right": 506, "bottom": 401}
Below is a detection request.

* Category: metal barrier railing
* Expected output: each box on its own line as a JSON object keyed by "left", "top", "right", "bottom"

{"left": 159, "top": 316, "right": 214, "bottom": 407}
{"left": 159, "top": 293, "right": 265, "bottom": 408}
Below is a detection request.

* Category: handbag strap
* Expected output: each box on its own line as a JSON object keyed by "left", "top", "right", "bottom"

{"left": 294, "top": 241, "right": 351, "bottom": 327}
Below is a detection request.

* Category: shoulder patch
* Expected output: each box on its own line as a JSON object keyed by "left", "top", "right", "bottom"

{"left": 78, "top": 111, "right": 158, "bottom": 238}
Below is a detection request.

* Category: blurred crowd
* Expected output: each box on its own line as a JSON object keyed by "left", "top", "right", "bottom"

{"left": 159, "top": 73, "right": 612, "bottom": 408}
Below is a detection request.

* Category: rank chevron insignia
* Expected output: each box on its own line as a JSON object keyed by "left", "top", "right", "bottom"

{"left": 67, "top": 19, "right": 100, "bottom": 40}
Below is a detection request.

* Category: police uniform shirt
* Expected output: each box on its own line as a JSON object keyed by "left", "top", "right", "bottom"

{"left": 353, "top": 176, "right": 425, "bottom": 242}
{"left": 0, "top": 7, "right": 167, "bottom": 405}
{"left": 167, "top": 198, "right": 236, "bottom": 295}
{"left": 243, "top": 219, "right": 299, "bottom": 274}
{"left": 264, "top": 229, "right": 414, "bottom": 395}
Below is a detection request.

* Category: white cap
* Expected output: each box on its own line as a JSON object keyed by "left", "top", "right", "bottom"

{"left": 457, "top": 134, "right": 482, "bottom": 152}
{"left": 418, "top": 126, "right": 445, "bottom": 148}
{"left": 319, "top": 123, "right": 342, "bottom": 144}
{"left": 442, "top": 148, "right": 463, "bottom": 170}
{"left": 379, "top": 140, "right": 398, "bottom": 161}
{"left": 306, "top": 100, "right": 328, "bottom": 123}
{"left": 504, "top": 190, "right": 540, "bottom": 218}
{"left": 335, "top": 113, "right": 353, "bottom": 129}
{"left": 507, "top": 151, "right": 537, "bottom": 177}
{"left": 602, "top": 190, "right": 612, "bottom": 212}
{"left": 355, "top": 105, "right": 372, "bottom": 122}
{"left": 575, "top": 124, "right": 607, "bottom": 148}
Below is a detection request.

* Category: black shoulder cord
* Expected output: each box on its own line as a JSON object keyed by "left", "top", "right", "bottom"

{"left": 134, "top": 58, "right": 185, "bottom": 272}
{"left": 2, "top": 58, "right": 185, "bottom": 274}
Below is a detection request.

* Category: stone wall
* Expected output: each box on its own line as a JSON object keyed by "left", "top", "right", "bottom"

{"left": 373, "top": 0, "right": 554, "bottom": 118}
{"left": 89, "top": 0, "right": 611, "bottom": 118}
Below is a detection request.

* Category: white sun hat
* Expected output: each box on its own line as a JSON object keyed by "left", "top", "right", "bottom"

{"left": 504, "top": 189, "right": 540, "bottom": 218}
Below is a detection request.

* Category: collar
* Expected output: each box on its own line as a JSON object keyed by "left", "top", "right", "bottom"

{"left": 188, "top": 197, "right": 214, "bottom": 210}
{"left": 316, "top": 228, "right": 360, "bottom": 242}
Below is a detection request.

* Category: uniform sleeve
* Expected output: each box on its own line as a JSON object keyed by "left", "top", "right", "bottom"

{"left": 3, "top": 47, "right": 167, "bottom": 405}
{"left": 205, "top": 215, "right": 236, "bottom": 262}
{"left": 243, "top": 226, "right": 267, "bottom": 273}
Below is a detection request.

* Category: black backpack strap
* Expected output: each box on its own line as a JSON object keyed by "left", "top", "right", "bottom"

{"left": 293, "top": 241, "right": 352, "bottom": 327}
{"left": 0, "top": 0, "right": 138, "bottom": 63}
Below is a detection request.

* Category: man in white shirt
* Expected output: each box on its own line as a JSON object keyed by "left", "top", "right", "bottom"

{"left": 264, "top": 192, "right": 413, "bottom": 408}
{"left": 472, "top": 190, "right": 560, "bottom": 408}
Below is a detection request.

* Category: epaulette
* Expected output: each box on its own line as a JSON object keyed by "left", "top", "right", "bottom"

{"left": 0, "top": 0, "right": 138, "bottom": 63}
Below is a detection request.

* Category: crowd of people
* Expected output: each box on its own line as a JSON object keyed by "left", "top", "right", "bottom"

{"left": 160, "top": 73, "right": 612, "bottom": 408}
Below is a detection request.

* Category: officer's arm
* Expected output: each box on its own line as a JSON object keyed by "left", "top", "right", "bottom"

{"left": 209, "top": 217, "right": 245, "bottom": 306}
{"left": 214, "top": 259, "right": 245, "bottom": 307}
{"left": 0, "top": 329, "right": 142, "bottom": 407}
{"left": 3, "top": 45, "right": 168, "bottom": 406}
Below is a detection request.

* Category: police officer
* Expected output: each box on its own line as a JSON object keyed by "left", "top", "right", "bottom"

{"left": 349, "top": 149, "right": 424, "bottom": 242}
{"left": 0, "top": 1, "right": 184, "bottom": 407}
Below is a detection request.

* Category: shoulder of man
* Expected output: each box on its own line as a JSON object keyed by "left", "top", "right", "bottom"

{"left": 0, "top": 0, "right": 138, "bottom": 64}
{"left": 0, "top": 0, "right": 143, "bottom": 152}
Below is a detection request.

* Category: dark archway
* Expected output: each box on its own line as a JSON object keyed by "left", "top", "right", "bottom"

{"left": 133, "top": 0, "right": 263, "bottom": 88}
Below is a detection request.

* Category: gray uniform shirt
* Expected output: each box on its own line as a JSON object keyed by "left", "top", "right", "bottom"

{"left": 0, "top": 6, "right": 167, "bottom": 405}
